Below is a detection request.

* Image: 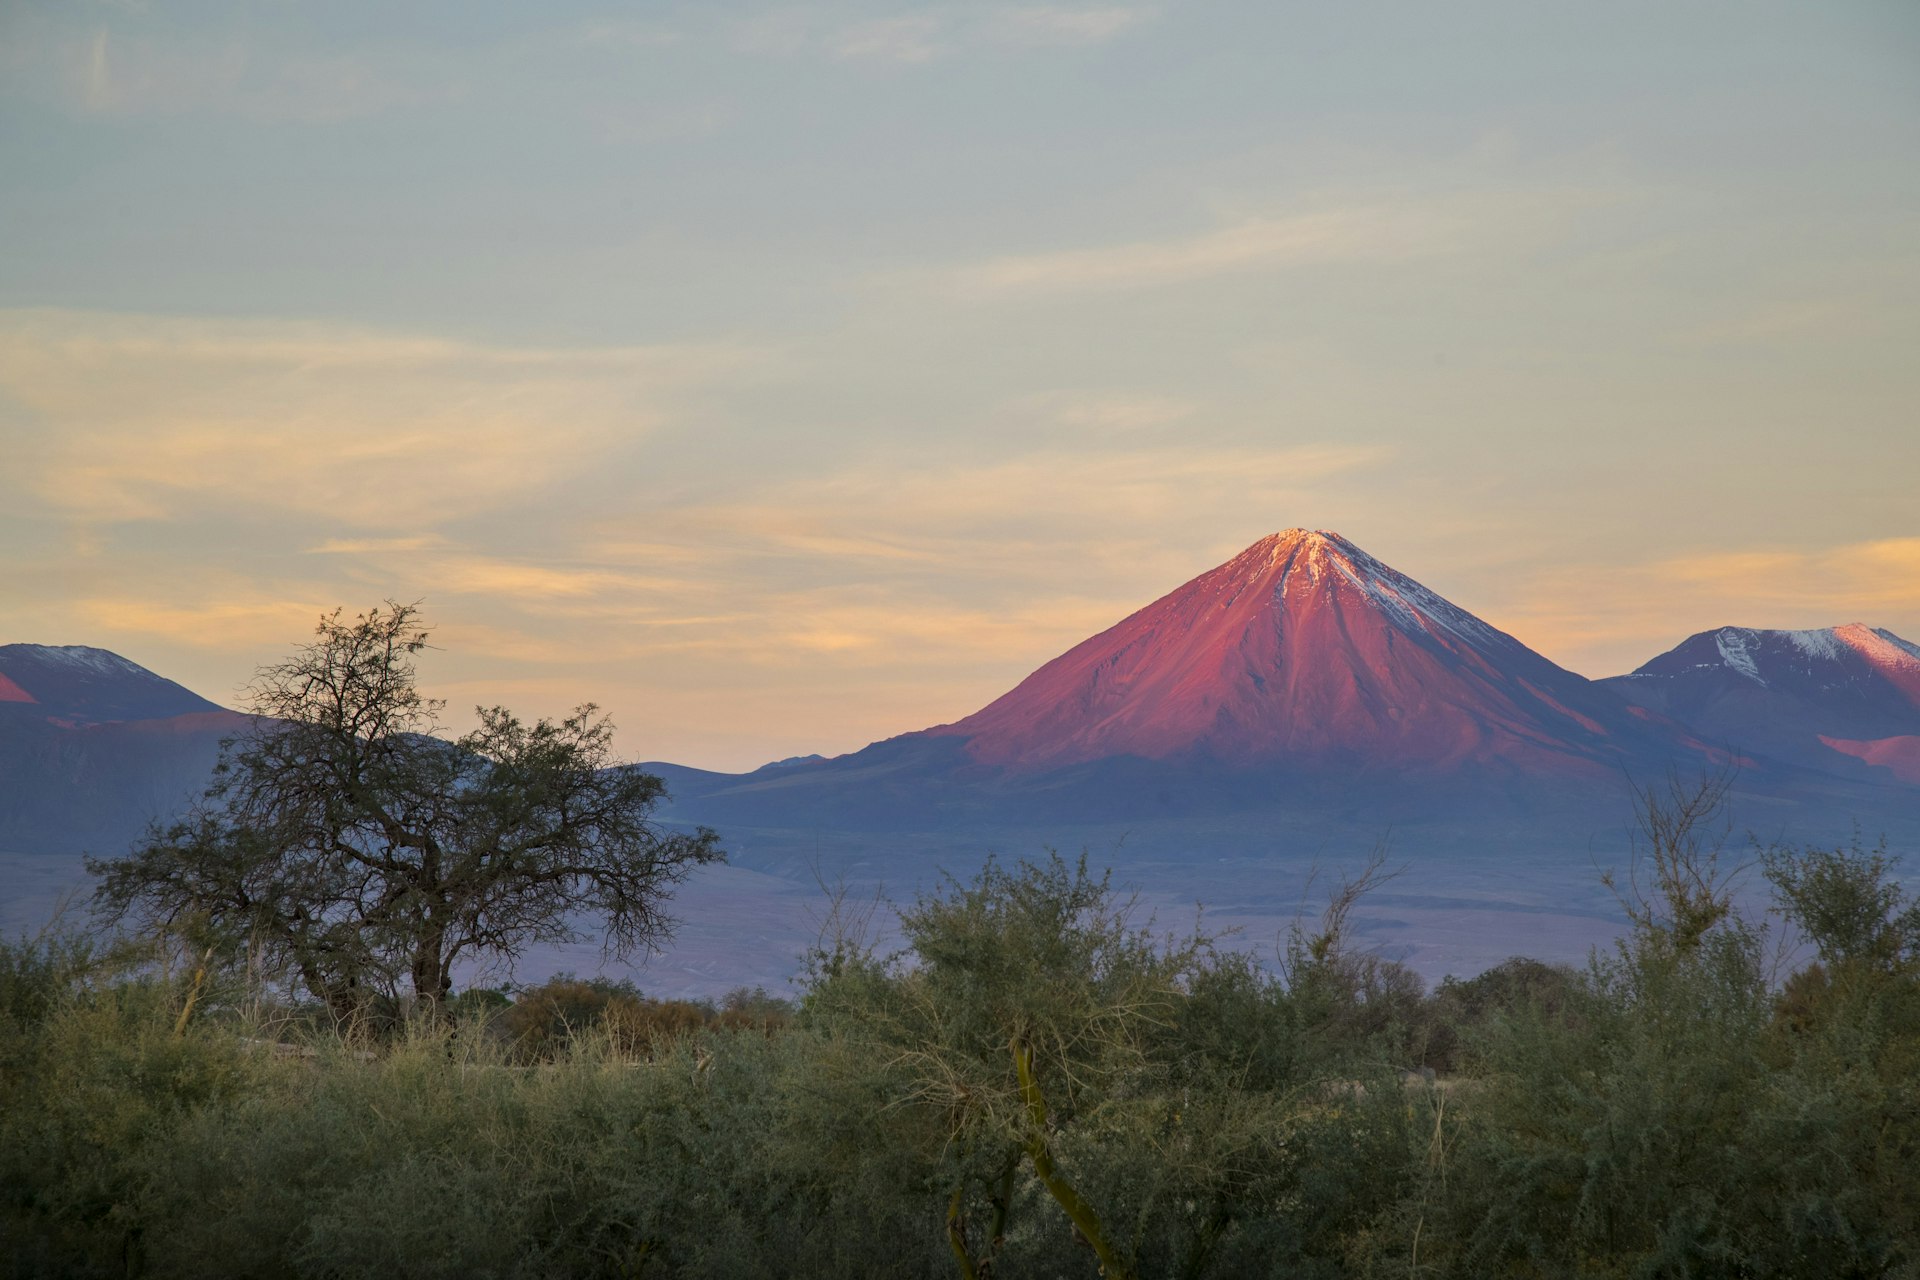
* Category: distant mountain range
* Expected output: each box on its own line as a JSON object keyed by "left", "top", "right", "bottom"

{"left": 641, "top": 532, "right": 1916, "bottom": 846}
{"left": 4, "top": 532, "right": 1916, "bottom": 862}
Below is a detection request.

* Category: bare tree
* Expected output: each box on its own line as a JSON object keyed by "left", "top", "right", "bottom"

{"left": 90, "top": 603, "right": 723, "bottom": 1014}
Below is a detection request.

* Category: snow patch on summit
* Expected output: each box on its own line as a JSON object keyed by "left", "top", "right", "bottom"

{"left": 16, "top": 645, "right": 149, "bottom": 677}
{"left": 1307, "top": 532, "right": 1507, "bottom": 653}
{"left": 1713, "top": 630, "right": 1763, "bottom": 683}
{"left": 1780, "top": 628, "right": 1845, "bottom": 662}
{"left": 1332, "top": 558, "right": 1416, "bottom": 623}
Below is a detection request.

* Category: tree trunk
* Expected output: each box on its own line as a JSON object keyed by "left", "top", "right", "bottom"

{"left": 1012, "top": 1038, "right": 1134, "bottom": 1280}
{"left": 411, "top": 924, "right": 452, "bottom": 1008}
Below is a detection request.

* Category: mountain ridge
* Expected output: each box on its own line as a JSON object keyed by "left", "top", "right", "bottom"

{"left": 0, "top": 643, "right": 223, "bottom": 726}
{"left": 9, "top": 540, "right": 1920, "bottom": 992}
{"left": 9, "top": 537, "right": 1918, "bottom": 858}
{"left": 1604, "top": 623, "right": 1920, "bottom": 785}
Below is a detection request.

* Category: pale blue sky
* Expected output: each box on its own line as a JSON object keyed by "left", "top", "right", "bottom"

{"left": 3, "top": 1, "right": 1917, "bottom": 769}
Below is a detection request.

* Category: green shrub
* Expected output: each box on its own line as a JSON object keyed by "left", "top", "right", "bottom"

{"left": 1, "top": 823, "right": 1914, "bottom": 1278}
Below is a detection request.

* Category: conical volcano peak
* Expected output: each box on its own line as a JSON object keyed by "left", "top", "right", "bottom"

{"left": 1256, "top": 527, "right": 1350, "bottom": 544}
{"left": 1235, "top": 528, "right": 1353, "bottom": 565}
{"left": 1212, "top": 529, "right": 1502, "bottom": 654}
{"left": 1228, "top": 529, "right": 1411, "bottom": 585}
{"left": 1222, "top": 530, "right": 1393, "bottom": 595}
{"left": 930, "top": 530, "right": 1669, "bottom": 774}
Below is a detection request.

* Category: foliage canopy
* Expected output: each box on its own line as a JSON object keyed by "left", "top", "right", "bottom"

{"left": 90, "top": 603, "right": 723, "bottom": 1013}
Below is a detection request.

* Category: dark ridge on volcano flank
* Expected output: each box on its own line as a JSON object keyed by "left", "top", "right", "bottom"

{"left": 921, "top": 529, "right": 1687, "bottom": 779}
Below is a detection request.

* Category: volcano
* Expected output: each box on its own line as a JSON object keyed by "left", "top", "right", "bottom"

{"left": 920, "top": 529, "right": 1684, "bottom": 779}
{"left": 1605, "top": 624, "right": 1920, "bottom": 784}
{"left": 10, "top": 546, "right": 1918, "bottom": 988}
{"left": 658, "top": 531, "right": 1722, "bottom": 835}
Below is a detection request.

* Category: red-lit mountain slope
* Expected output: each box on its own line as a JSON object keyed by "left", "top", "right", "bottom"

{"left": 655, "top": 530, "right": 1732, "bottom": 837}
{"left": 920, "top": 530, "right": 1689, "bottom": 779}
{"left": 1604, "top": 624, "right": 1920, "bottom": 785}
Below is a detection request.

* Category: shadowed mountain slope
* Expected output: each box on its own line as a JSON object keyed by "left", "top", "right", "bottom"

{"left": 0, "top": 645, "right": 221, "bottom": 725}
{"left": 1605, "top": 625, "right": 1920, "bottom": 784}
{"left": 0, "top": 645, "right": 245, "bottom": 855}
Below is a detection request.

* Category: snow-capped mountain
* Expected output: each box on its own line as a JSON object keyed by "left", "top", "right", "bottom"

{"left": 1604, "top": 624, "right": 1920, "bottom": 784}
{"left": 659, "top": 531, "right": 1726, "bottom": 835}
{"left": 0, "top": 645, "right": 245, "bottom": 854}
{"left": 0, "top": 644, "right": 223, "bottom": 726}
{"left": 12, "top": 543, "right": 1919, "bottom": 865}
{"left": 921, "top": 529, "right": 1686, "bottom": 778}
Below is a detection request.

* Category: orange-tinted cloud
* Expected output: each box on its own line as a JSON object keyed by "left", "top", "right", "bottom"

{"left": 1488, "top": 537, "right": 1920, "bottom": 678}
{"left": 0, "top": 309, "right": 752, "bottom": 530}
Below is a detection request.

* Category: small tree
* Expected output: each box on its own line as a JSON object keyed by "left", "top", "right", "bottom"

{"left": 90, "top": 603, "right": 723, "bottom": 1015}
{"left": 1763, "top": 833, "right": 1920, "bottom": 975}
{"left": 803, "top": 853, "right": 1205, "bottom": 1279}
{"left": 1278, "top": 848, "right": 1425, "bottom": 1066}
{"left": 1603, "top": 767, "right": 1744, "bottom": 954}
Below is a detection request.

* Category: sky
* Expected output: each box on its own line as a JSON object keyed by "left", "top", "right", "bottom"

{"left": 2, "top": 0, "right": 1917, "bottom": 772}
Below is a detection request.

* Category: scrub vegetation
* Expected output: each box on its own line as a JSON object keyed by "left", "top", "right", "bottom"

{"left": 4, "top": 784, "right": 1918, "bottom": 1278}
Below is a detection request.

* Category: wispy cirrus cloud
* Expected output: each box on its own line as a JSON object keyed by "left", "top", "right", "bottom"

{"left": 71, "top": 593, "right": 350, "bottom": 658}
{"left": 987, "top": 6, "right": 1154, "bottom": 46}
{"left": 394, "top": 556, "right": 703, "bottom": 606}
{"left": 739, "top": 5, "right": 1154, "bottom": 64}
{"left": 261, "top": 438, "right": 1392, "bottom": 677}
{"left": 255, "top": 535, "right": 1132, "bottom": 677}
{"left": 1, "top": 10, "right": 706, "bottom": 126}
{"left": 12, "top": 20, "right": 462, "bottom": 122}
{"left": 1023, "top": 390, "right": 1198, "bottom": 432}
{"left": 526, "top": 441, "right": 1402, "bottom": 706}
{"left": 0, "top": 310, "right": 754, "bottom": 531}
{"left": 829, "top": 15, "right": 947, "bottom": 62}
{"left": 950, "top": 185, "right": 1618, "bottom": 296}
{"left": 305, "top": 536, "right": 455, "bottom": 556}
{"left": 1672, "top": 298, "right": 1863, "bottom": 348}
{"left": 1651, "top": 540, "right": 1920, "bottom": 613}
{"left": 643, "top": 441, "right": 1391, "bottom": 577}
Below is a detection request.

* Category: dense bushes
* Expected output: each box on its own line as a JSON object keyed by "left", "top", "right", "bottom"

{"left": 1381, "top": 825, "right": 1920, "bottom": 1279}
{"left": 499, "top": 976, "right": 791, "bottom": 1060}
{"left": 3, "top": 827, "right": 1917, "bottom": 1278}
